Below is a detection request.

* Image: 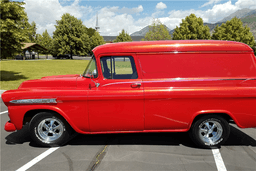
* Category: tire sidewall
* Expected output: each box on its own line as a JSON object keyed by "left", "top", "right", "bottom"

{"left": 190, "top": 115, "right": 230, "bottom": 148}
{"left": 29, "top": 112, "right": 70, "bottom": 147}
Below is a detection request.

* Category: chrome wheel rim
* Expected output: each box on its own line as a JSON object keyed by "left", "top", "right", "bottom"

{"left": 199, "top": 120, "right": 223, "bottom": 145}
{"left": 37, "top": 118, "right": 64, "bottom": 143}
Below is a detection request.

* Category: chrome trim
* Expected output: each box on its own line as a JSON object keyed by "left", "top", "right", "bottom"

{"left": 142, "top": 78, "right": 256, "bottom": 83}
{"left": 137, "top": 50, "right": 253, "bottom": 54}
{"left": 10, "top": 99, "right": 57, "bottom": 104}
{"left": 199, "top": 120, "right": 223, "bottom": 146}
{"left": 37, "top": 118, "right": 64, "bottom": 143}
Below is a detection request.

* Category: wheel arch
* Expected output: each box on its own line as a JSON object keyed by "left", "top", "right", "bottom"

{"left": 23, "top": 109, "right": 79, "bottom": 133}
{"left": 190, "top": 110, "right": 238, "bottom": 129}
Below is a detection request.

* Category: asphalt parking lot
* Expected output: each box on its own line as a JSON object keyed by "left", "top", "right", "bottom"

{"left": 1, "top": 97, "right": 256, "bottom": 171}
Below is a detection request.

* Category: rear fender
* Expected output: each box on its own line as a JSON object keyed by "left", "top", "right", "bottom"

{"left": 190, "top": 110, "right": 240, "bottom": 128}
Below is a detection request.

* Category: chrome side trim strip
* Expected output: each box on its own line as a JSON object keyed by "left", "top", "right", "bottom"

{"left": 10, "top": 99, "right": 57, "bottom": 104}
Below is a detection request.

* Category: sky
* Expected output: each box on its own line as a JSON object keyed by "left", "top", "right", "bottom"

{"left": 21, "top": 0, "right": 256, "bottom": 36}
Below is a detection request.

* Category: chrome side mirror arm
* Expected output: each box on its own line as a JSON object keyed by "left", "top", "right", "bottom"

{"left": 90, "top": 77, "right": 100, "bottom": 88}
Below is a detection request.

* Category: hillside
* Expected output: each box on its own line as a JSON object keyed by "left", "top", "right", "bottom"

{"left": 219, "top": 8, "right": 256, "bottom": 22}
{"left": 241, "top": 14, "right": 256, "bottom": 39}
{"left": 130, "top": 8, "right": 256, "bottom": 39}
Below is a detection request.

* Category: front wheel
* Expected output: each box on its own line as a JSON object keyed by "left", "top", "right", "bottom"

{"left": 189, "top": 115, "right": 230, "bottom": 148}
{"left": 29, "top": 112, "right": 72, "bottom": 147}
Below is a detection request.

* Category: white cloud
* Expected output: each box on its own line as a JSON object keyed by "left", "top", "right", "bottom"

{"left": 159, "top": 0, "right": 254, "bottom": 32}
{"left": 204, "top": 0, "right": 239, "bottom": 21}
{"left": 24, "top": 0, "right": 86, "bottom": 35}
{"left": 201, "top": 0, "right": 222, "bottom": 8}
{"left": 166, "top": 0, "right": 239, "bottom": 30}
{"left": 23, "top": 0, "right": 256, "bottom": 37}
{"left": 152, "top": 10, "right": 165, "bottom": 18}
{"left": 103, "top": 5, "right": 143, "bottom": 14}
{"left": 83, "top": 7, "right": 145, "bottom": 36}
{"left": 24, "top": 0, "right": 143, "bottom": 36}
{"left": 156, "top": 2, "right": 167, "bottom": 10}
{"left": 235, "top": 0, "right": 256, "bottom": 9}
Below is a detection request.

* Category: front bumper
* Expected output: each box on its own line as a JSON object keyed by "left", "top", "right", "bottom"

{"left": 4, "top": 121, "right": 17, "bottom": 132}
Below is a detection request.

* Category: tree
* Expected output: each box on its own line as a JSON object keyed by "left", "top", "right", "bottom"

{"left": 0, "top": 0, "right": 30, "bottom": 59}
{"left": 35, "top": 33, "right": 43, "bottom": 45}
{"left": 86, "top": 28, "right": 96, "bottom": 37}
{"left": 113, "top": 29, "right": 132, "bottom": 42}
{"left": 172, "top": 14, "right": 210, "bottom": 40}
{"left": 89, "top": 31, "right": 105, "bottom": 55}
{"left": 142, "top": 19, "right": 171, "bottom": 41}
{"left": 35, "top": 30, "right": 52, "bottom": 55}
{"left": 27, "top": 21, "right": 37, "bottom": 43}
{"left": 52, "top": 13, "right": 90, "bottom": 58}
{"left": 212, "top": 17, "right": 256, "bottom": 53}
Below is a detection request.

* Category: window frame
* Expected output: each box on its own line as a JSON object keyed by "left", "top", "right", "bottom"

{"left": 83, "top": 55, "right": 98, "bottom": 78}
{"left": 100, "top": 56, "right": 138, "bottom": 80}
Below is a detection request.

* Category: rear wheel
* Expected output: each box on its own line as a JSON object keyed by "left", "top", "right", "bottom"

{"left": 29, "top": 112, "right": 72, "bottom": 147}
{"left": 189, "top": 115, "right": 230, "bottom": 148}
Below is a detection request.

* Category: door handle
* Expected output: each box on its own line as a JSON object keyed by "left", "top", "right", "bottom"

{"left": 131, "top": 83, "right": 141, "bottom": 88}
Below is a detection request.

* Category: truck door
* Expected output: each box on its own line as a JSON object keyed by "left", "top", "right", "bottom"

{"left": 88, "top": 55, "right": 144, "bottom": 132}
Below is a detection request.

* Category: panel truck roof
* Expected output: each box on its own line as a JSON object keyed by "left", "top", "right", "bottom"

{"left": 92, "top": 40, "right": 253, "bottom": 56}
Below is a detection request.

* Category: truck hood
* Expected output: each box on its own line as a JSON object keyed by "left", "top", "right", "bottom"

{"left": 1, "top": 75, "right": 92, "bottom": 105}
{"left": 19, "top": 74, "right": 80, "bottom": 89}
{"left": 41, "top": 74, "right": 80, "bottom": 79}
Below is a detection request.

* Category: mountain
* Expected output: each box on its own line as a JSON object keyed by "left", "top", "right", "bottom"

{"left": 130, "top": 8, "right": 256, "bottom": 39}
{"left": 241, "top": 13, "right": 256, "bottom": 39}
{"left": 219, "top": 8, "right": 256, "bottom": 22}
{"left": 130, "top": 26, "right": 150, "bottom": 36}
{"left": 217, "top": 9, "right": 256, "bottom": 38}
{"left": 130, "top": 23, "right": 222, "bottom": 37}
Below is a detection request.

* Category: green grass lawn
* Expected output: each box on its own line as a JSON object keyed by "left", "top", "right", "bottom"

{"left": 0, "top": 60, "right": 89, "bottom": 90}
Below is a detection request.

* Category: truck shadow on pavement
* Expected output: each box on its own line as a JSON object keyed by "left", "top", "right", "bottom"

{"left": 5, "top": 124, "right": 256, "bottom": 148}
{"left": 1, "top": 70, "right": 28, "bottom": 81}
{"left": 5, "top": 124, "right": 31, "bottom": 145}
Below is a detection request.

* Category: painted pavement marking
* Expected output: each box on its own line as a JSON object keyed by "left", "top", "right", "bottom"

{"left": 212, "top": 148, "right": 227, "bottom": 171}
{"left": 0, "top": 110, "right": 8, "bottom": 115}
{"left": 16, "top": 147, "right": 60, "bottom": 171}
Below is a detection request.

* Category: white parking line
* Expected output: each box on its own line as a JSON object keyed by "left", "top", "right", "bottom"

{"left": 16, "top": 147, "right": 59, "bottom": 171}
{"left": 0, "top": 110, "right": 8, "bottom": 115}
{"left": 212, "top": 149, "right": 227, "bottom": 171}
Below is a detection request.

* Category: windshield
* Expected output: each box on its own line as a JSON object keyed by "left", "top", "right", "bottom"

{"left": 83, "top": 55, "right": 98, "bottom": 78}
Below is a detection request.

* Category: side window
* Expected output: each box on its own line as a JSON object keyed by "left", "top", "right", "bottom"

{"left": 100, "top": 56, "right": 138, "bottom": 79}
{"left": 114, "top": 57, "right": 133, "bottom": 75}
{"left": 100, "top": 57, "right": 112, "bottom": 79}
{"left": 83, "top": 56, "right": 98, "bottom": 78}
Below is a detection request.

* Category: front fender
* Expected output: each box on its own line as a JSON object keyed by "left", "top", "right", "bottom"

{"left": 8, "top": 104, "right": 89, "bottom": 133}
